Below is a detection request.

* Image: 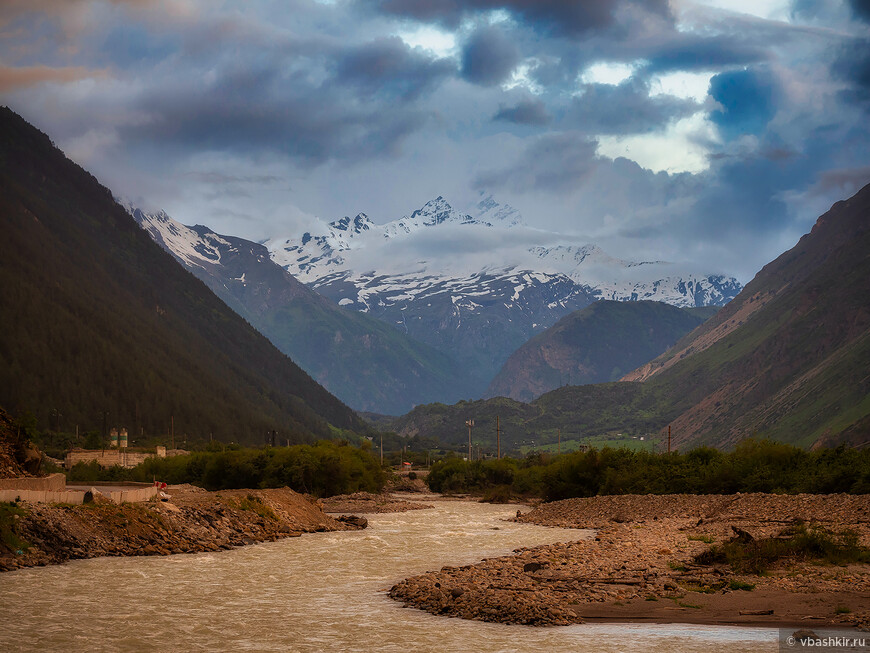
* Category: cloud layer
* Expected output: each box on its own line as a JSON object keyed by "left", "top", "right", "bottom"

{"left": 1, "top": 0, "right": 870, "bottom": 281}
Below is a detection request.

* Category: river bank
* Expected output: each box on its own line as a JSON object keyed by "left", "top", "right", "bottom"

{"left": 320, "top": 491, "right": 433, "bottom": 513}
{"left": 389, "top": 493, "right": 870, "bottom": 629}
{"left": 0, "top": 485, "right": 363, "bottom": 571}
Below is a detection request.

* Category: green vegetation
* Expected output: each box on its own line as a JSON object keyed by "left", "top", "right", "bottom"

{"left": 425, "top": 440, "right": 870, "bottom": 499}
{"left": 234, "top": 495, "right": 279, "bottom": 521}
{"left": 67, "top": 440, "right": 386, "bottom": 497}
{"left": 695, "top": 523, "right": 870, "bottom": 575}
{"left": 679, "top": 580, "right": 727, "bottom": 594}
{"left": 0, "top": 502, "right": 31, "bottom": 553}
{"left": 728, "top": 580, "right": 756, "bottom": 591}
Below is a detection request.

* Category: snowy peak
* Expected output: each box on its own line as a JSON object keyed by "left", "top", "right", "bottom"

{"left": 123, "top": 202, "right": 232, "bottom": 270}
{"left": 329, "top": 212, "right": 374, "bottom": 235}
{"left": 409, "top": 196, "right": 463, "bottom": 226}
{"left": 470, "top": 192, "right": 524, "bottom": 227}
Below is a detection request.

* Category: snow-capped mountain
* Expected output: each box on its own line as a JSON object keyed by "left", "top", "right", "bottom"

{"left": 264, "top": 193, "right": 741, "bottom": 393}
{"left": 125, "top": 202, "right": 476, "bottom": 415}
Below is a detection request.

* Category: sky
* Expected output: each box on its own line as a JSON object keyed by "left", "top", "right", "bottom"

{"left": 1, "top": 0, "right": 869, "bottom": 282}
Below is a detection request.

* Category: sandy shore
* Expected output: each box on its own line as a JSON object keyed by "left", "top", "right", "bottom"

{"left": 389, "top": 493, "right": 870, "bottom": 629}
{"left": 0, "top": 485, "right": 363, "bottom": 571}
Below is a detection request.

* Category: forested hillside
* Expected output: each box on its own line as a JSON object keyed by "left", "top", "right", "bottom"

{"left": 0, "top": 108, "right": 364, "bottom": 443}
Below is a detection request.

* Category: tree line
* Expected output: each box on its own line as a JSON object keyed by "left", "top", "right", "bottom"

{"left": 426, "top": 440, "right": 870, "bottom": 499}
{"left": 67, "top": 440, "right": 386, "bottom": 497}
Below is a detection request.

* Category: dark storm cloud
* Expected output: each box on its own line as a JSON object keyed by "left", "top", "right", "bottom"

{"left": 460, "top": 26, "right": 519, "bottom": 86}
{"left": 832, "top": 38, "right": 870, "bottom": 107}
{"left": 366, "top": 0, "right": 671, "bottom": 36}
{"left": 492, "top": 98, "right": 551, "bottom": 125}
{"left": 850, "top": 0, "right": 870, "bottom": 21}
{"left": 565, "top": 78, "right": 698, "bottom": 134}
{"left": 643, "top": 34, "right": 770, "bottom": 73}
{"left": 334, "top": 36, "right": 455, "bottom": 100}
{"left": 709, "top": 68, "right": 779, "bottom": 140}
{"left": 474, "top": 132, "right": 600, "bottom": 191}
{"left": 123, "top": 56, "right": 434, "bottom": 164}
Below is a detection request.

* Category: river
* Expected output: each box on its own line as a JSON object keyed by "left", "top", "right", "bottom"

{"left": 0, "top": 500, "right": 783, "bottom": 652}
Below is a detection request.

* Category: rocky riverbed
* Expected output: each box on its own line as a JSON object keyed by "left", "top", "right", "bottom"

{"left": 0, "top": 486, "right": 363, "bottom": 572}
{"left": 389, "top": 493, "right": 870, "bottom": 629}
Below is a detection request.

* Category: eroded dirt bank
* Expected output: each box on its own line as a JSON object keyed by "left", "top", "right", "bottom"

{"left": 389, "top": 493, "right": 870, "bottom": 629}
{"left": 0, "top": 486, "right": 363, "bottom": 572}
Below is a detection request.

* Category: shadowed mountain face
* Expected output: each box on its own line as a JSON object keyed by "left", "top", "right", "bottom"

{"left": 486, "top": 301, "right": 715, "bottom": 402}
{"left": 0, "top": 108, "right": 363, "bottom": 443}
{"left": 129, "top": 207, "right": 473, "bottom": 415}
{"left": 386, "top": 183, "right": 870, "bottom": 451}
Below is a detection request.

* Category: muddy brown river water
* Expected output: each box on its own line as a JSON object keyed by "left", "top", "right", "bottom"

{"left": 0, "top": 500, "right": 790, "bottom": 651}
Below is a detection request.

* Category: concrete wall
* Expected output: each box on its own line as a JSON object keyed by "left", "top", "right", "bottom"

{"left": 104, "top": 487, "right": 159, "bottom": 503}
{"left": 0, "top": 489, "right": 85, "bottom": 504}
{"left": 0, "top": 473, "right": 66, "bottom": 491}
{"left": 0, "top": 474, "right": 158, "bottom": 504}
{"left": 0, "top": 486, "right": 158, "bottom": 505}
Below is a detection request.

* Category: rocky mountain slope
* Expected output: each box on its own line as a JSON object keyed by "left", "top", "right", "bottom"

{"left": 266, "top": 194, "right": 741, "bottom": 393}
{"left": 129, "top": 206, "right": 473, "bottom": 415}
{"left": 386, "top": 183, "right": 870, "bottom": 451}
{"left": 0, "top": 108, "right": 363, "bottom": 442}
{"left": 622, "top": 180, "right": 870, "bottom": 449}
{"left": 486, "top": 301, "right": 716, "bottom": 402}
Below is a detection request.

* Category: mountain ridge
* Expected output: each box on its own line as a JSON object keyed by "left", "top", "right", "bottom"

{"left": 265, "top": 194, "right": 741, "bottom": 394}
{"left": 487, "top": 301, "right": 715, "bottom": 402}
{"left": 0, "top": 107, "right": 363, "bottom": 441}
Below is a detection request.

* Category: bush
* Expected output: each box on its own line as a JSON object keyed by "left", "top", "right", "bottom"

{"left": 694, "top": 523, "right": 870, "bottom": 574}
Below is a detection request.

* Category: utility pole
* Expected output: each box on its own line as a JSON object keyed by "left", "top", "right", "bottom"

{"left": 496, "top": 415, "right": 500, "bottom": 459}
{"left": 380, "top": 432, "right": 383, "bottom": 465}
{"left": 668, "top": 424, "right": 671, "bottom": 453}
{"left": 465, "top": 419, "right": 474, "bottom": 461}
